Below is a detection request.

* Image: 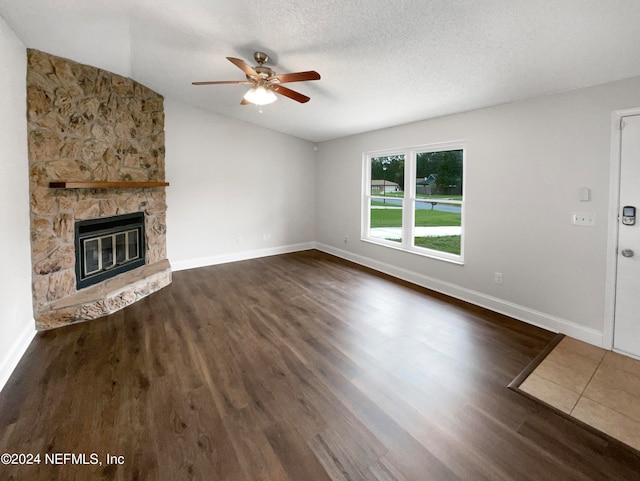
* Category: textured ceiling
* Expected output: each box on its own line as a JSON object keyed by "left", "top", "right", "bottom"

{"left": 2, "top": 0, "right": 640, "bottom": 142}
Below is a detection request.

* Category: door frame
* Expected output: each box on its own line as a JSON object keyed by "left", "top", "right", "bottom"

{"left": 603, "top": 107, "right": 640, "bottom": 352}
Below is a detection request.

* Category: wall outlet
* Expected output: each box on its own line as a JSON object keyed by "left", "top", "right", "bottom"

{"left": 494, "top": 272, "right": 503, "bottom": 285}
{"left": 237, "top": 236, "right": 243, "bottom": 245}
{"left": 262, "top": 233, "right": 271, "bottom": 241}
{"left": 572, "top": 212, "right": 596, "bottom": 227}
{"left": 344, "top": 235, "right": 349, "bottom": 243}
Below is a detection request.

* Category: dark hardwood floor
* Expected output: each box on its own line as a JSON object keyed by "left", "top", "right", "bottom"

{"left": 1, "top": 250, "right": 638, "bottom": 481}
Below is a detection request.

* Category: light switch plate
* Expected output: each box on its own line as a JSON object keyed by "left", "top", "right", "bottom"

{"left": 579, "top": 187, "right": 591, "bottom": 202}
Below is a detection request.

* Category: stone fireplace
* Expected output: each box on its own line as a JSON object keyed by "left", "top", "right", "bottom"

{"left": 27, "top": 49, "right": 171, "bottom": 330}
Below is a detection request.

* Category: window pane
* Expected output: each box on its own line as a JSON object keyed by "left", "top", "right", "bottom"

{"left": 83, "top": 239, "right": 100, "bottom": 276}
{"left": 370, "top": 198, "right": 402, "bottom": 243}
{"left": 416, "top": 150, "right": 463, "bottom": 200}
{"left": 102, "top": 236, "right": 114, "bottom": 269}
{"left": 370, "top": 155, "right": 405, "bottom": 198}
{"left": 128, "top": 230, "right": 139, "bottom": 260}
{"left": 115, "top": 233, "right": 127, "bottom": 264}
{"left": 414, "top": 200, "right": 461, "bottom": 255}
{"left": 369, "top": 154, "right": 405, "bottom": 244}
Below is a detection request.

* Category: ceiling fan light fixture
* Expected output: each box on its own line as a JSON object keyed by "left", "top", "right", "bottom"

{"left": 243, "top": 85, "right": 277, "bottom": 105}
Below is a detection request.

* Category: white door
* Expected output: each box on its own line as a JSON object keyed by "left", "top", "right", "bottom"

{"left": 614, "top": 114, "right": 640, "bottom": 358}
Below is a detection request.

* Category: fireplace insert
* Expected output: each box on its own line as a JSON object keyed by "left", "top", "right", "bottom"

{"left": 75, "top": 212, "right": 145, "bottom": 289}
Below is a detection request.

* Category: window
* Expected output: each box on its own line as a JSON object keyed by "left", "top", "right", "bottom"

{"left": 363, "top": 143, "right": 465, "bottom": 263}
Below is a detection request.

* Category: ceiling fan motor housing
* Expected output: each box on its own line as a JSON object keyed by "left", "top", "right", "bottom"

{"left": 253, "top": 66, "right": 275, "bottom": 79}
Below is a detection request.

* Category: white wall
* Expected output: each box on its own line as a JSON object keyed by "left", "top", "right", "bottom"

{"left": 315, "top": 76, "right": 640, "bottom": 346}
{"left": 164, "top": 99, "right": 317, "bottom": 270}
{"left": 0, "top": 15, "right": 36, "bottom": 392}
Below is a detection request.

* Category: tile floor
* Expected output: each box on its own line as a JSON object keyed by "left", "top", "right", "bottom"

{"left": 519, "top": 336, "right": 640, "bottom": 452}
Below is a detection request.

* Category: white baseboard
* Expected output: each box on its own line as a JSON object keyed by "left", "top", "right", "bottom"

{"left": 315, "top": 243, "right": 603, "bottom": 347}
{"left": 170, "top": 242, "right": 316, "bottom": 272}
{"left": 0, "top": 323, "right": 36, "bottom": 395}
{"left": 170, "top": 241, "right": 603, "bottom": 347}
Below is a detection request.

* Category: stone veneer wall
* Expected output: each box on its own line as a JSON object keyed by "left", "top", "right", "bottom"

{"left": 27, "top": 49, "right": 171, "bottom": 330}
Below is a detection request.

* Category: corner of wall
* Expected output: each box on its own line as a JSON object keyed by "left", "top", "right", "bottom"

{"left": 0, "top": 321, "right": 36, "bottom": 395}
{"left": 0, "top": 14, "right": 38, "bottom": 394}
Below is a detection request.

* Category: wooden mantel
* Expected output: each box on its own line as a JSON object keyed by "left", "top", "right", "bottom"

{"left": 49, "top": 181, "right": 170, "bottom": 189}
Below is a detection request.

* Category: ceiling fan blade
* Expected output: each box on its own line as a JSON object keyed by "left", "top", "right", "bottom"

{"left": 192, "top": 80, "right": 252, "bottom": 85}
{"left": 274, "top": 71, "right": 321, "bottom": 83}
{"left": 227, "top": 57, "right": 258, "bottom": 78}
{"left": 270, "top": 84, "right": 310, "bottom": 103}
{"left": 240, "top": 98, "right": 251, "bottom": 105}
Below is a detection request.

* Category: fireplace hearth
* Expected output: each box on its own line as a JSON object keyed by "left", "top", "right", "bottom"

{"left": 75, "top": 212, "right": 146, "bottom": 289}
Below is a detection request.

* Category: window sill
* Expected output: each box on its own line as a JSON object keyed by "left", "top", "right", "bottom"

{"left": 361, "top": 237, "right": 464, "bottom": 266}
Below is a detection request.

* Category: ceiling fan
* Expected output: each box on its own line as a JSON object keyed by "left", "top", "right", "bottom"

{"left": 192, "top": 52, "right": 321, "bottom": 107}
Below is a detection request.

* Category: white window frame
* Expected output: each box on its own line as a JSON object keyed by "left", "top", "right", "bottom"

{"left": 362, "top": 141, "right": 465, "bottom": 264}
